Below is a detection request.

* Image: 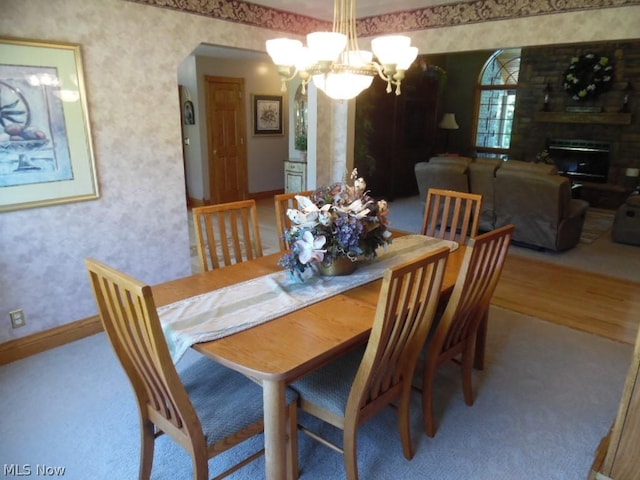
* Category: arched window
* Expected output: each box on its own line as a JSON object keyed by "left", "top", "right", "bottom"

{"left": 474, "top": 48, "right": 521, "bottom": 158}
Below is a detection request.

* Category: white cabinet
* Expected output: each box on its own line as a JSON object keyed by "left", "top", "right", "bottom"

{"left": 284, "top": 160, "right": 307, "bottom": 193}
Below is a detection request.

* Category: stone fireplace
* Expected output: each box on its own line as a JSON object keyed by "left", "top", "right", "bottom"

{"left": 510, "top": 40, "right": 639, "bottom": 207}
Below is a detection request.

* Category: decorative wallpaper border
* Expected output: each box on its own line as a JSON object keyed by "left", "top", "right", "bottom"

{"left": 126, "top": 0, "right": 640, "bottom": 36}
{"left": 359, "top": 0, "right": 640, "bottom": 35}
{"left": 126, "top": 0, "right": 328, "bottom": 35}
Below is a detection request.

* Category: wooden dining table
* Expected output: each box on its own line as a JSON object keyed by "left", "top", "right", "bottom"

{"left": 152, "top": 239, "right": 467, "bottom": 480}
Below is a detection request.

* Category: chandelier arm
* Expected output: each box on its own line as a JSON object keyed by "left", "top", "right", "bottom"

{"left": 369, "top": 62, "right": 393, "bottom": 93}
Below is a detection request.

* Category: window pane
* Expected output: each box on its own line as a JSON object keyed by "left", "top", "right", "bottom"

{"left": 474, "top": 48, "right": 520, "bottom": 154}
{"left": 475, "top": 89, "right": 516, "bottom": 149}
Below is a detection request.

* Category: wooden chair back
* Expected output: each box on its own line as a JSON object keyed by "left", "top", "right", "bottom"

{"left": 85, "top": 258, "right": 208, "bottom": 474}
{"left": 274, "top": 190, "right": 313, "bottom": 251}
{"left": 421, "top": 224, "right": 515, "bottom": 437}
{"left": 192, "top": 199, "right": 263, "bottom": 271}
{"left": 421, "top": 188, "right": 483, "bottom": 245}
{"left": 347, "top": 246, "right": 450, "bottom": 461}
{"left": 86, "top": 258, "right": 296, "bottom": 479}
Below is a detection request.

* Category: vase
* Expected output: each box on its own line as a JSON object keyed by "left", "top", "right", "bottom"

{"left": 318, "top": 256, "right": 357, "bottom": 276}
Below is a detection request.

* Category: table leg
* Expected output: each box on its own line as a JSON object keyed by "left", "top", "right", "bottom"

{"left": 474, "top": 310, "right": 488, "bottom": 370}
{"left": 263, "top": 379, "right": 288, "bottom": 480}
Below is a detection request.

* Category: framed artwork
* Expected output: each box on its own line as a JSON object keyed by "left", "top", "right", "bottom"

{"left": 0, "top": 37, "right": 98, "bottom": 212}
{"left": 183, "top": 100, "right": 195, "bottom": 125}
{"left": 252, "top": 94, "right": 283, "bottom": 136}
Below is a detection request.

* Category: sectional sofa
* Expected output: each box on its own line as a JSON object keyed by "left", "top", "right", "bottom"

{"left": 414, "top": 156, "right": 589, "bottom": 251}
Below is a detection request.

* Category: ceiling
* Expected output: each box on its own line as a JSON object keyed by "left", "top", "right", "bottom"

{"left": 246, "top": 0, "right": 471, "bottom": 21}
{"left": 192, "top": 0, "right": 471, "bottom": 59}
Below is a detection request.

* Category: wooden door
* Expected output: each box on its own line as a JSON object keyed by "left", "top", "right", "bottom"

{"left": 205, "top": 76, "right": 248, "bottom": 204}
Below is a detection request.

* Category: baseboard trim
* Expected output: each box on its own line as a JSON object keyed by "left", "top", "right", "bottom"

{"left": 188, "top": 191, "right": 283, "bottom": 207}
{"left": 249, "top": 189, "right": 283, "bottom": 200}
{"left": 0, "top": 316, "right": 103, "bottom": 366}
{"left": 188, "top": 196, "right": 206, "bottom": 208}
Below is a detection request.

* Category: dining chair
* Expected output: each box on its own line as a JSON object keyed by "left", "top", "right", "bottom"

{"left": 274, "top": 190, "right": 313, "bottom": 251}
{"left": 421, "top": 188, "right": 483, "bottom": 245}
{"left": 419, "top": 224, "right": 515, "bottom": 437}
{"left": 192, "top": 199, "right": 263, "bottom": 271}
{"left": 85, "top": 258, "right": 299, "bottom": 480}
{"left": 291, "top": 246, "right": 450, "bottom": 480}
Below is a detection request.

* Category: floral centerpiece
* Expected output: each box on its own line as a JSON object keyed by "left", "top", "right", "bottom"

{"left": 278, "top": 169, "right": 392, "bottom": 280}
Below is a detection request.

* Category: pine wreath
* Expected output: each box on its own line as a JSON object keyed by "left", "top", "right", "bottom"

{"left": 563, "top": 52, "right": 613, "bottom": 101}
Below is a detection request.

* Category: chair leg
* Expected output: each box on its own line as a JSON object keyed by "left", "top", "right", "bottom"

{"left": 139, "top": 419, "right": 155, "bottom": 480}
{"left": 398, "top": 387, "right": 414, "bottom": 460}
{"left": 422, "top": 363, "right": 438, "bottom": 438}
{"left": 343, "top": 424, "right": 360, "bottom": 480}
{"left": 461, "top": 344, "right": 476, "bottom": 406}
{"left": 474, "top": 311, "right": 488, "bottom": 370}
{"left": 286, "top": 403, "right": 299, "bottom": 480}
{"left": 192, "top": 452, "right": 209, "bottom": 480}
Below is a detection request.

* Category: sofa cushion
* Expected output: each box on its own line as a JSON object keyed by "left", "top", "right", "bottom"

{"left": 414, "top": 156, "right": 472, "bottom": 201}
{"left": 429, "top": 156, "right": 474, "bottom": 168}
{"left": 500, "top": 160, "right": 557, "bottom": 175}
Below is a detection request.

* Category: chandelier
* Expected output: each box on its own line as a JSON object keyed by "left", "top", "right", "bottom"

{"left": 265, "top": 0, "right": 418, "bottom": 100}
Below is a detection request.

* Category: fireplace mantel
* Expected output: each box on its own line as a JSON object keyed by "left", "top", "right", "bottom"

{"left": 534, "top": 112, "right": 632, "bottom": 125}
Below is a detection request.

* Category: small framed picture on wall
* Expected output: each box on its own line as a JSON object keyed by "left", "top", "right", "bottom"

{"left": 252, "top": 94, "right": 283, "bottom": 136}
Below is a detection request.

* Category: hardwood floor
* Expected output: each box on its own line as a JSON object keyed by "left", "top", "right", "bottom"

{"left": 494, "top": 254, "right": 640, "bottom": 345}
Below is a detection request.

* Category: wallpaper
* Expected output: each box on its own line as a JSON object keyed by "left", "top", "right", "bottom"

{"left": 1, "top": 0, "right": 639, "bottom": 344}
{"left": 0, "top": 0, "right": 271, "bottom": 343}
{"left": 127, "top": 0, "right": 640, "bottom": 36}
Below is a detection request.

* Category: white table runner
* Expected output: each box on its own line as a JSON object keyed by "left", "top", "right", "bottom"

{"left": 160, "top": 235, "right": 457, "bottom": 362}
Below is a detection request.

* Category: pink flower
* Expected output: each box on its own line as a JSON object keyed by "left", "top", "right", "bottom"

{"left": 295, "top": 231, "right": 326, "bottom": 264}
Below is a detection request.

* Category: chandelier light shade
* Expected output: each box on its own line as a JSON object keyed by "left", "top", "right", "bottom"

{"left": 265, "top": 0, "right": 419, "bottom": 100}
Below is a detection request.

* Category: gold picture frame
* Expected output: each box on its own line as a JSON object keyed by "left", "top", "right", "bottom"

{"left": 0, "top": 37, "right": 98, "bottom": 212}
{"left": 252, "top": 94, "right": 283, "bottom": 136}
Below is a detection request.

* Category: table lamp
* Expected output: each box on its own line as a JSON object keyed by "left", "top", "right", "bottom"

{"left": 438, "top": 113, "right": 459, "bottom": 153}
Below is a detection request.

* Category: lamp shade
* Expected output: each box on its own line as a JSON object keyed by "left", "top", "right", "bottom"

{"left": 438, "top": 113, "right": 459, "bottom": 130}
{"left": 371, "top": 35, "right": 411, "bottom": 65}
{"left": 397, "top": 46, "right": 419, "bottom": 70}
{"left": 266, "top": 38, "right": 303, "bottom": 66}
{"left": 294, "top": 47, "right": 317, "bottom": 71}
{"left": 307, "top": 32, "right": 347, "bottom": 62}
{"left": 312, "top": 72, "right": 374, "bottom": 100}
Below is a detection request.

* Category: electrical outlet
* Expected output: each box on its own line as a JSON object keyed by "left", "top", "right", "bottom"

{"left": 9, "top": 309, "right": 26, "bottom": 329}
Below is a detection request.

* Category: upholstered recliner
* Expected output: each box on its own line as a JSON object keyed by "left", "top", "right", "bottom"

{"left": 494, "top": 161, "right": 589, "bottom": 251}
{"left": 414, "top": 156, "right": 473, "bottom": 202}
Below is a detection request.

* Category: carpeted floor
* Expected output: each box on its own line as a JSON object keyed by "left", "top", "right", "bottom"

{"left": 0, "top": 306, "right": 631, "bottom": 479}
